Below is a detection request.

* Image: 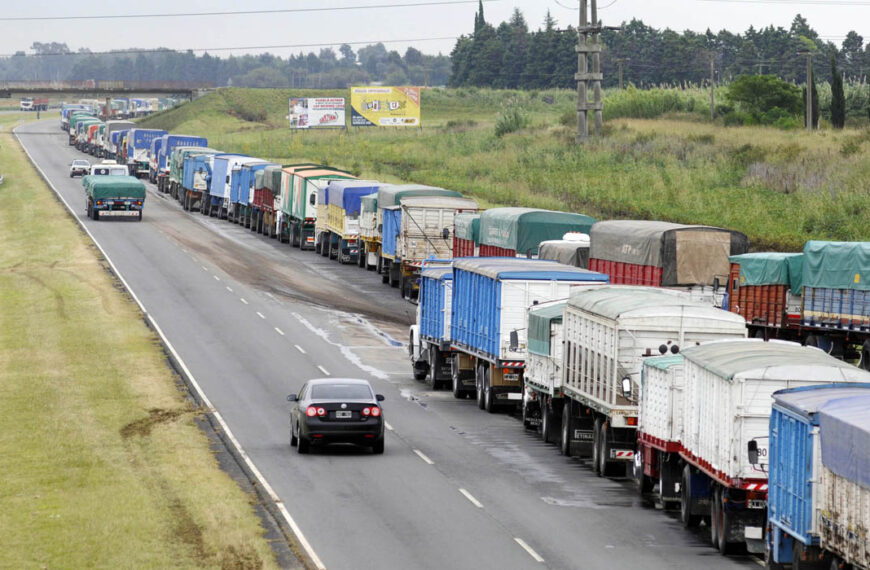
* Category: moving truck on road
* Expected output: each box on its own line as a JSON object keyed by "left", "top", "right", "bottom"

{"left": 766, "top": 383, "right": 870, "bottom": 569}
{"left": 82, "top": 175, "right": 146, "bottom": 221}
{"left": 555, "top": 286, "right": 746, "bottom": 476}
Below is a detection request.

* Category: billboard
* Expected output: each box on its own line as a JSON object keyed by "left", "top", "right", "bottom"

{"left": 350, "top": 87, "right": 421, "bottom": 127}
{"left": 288, "top": 97, "right": 346, "bottom": 129}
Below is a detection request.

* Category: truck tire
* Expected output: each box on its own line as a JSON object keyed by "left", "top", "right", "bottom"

{"left": 710, "top": 485, "right": 721, "bottom": 550}
{"left": 541, "top": 403, "right": 555, "bottom": 443}
{"left": 357, "top": 244, "right": 366, "bottom": 268}
{"left": 681, "top": 466, "right": 702, "bottom": 528}
{"left": 137, "top": 211, "right": 143, "bottom": 222}
{"left": 476, "top": 364, "right": 486, "bottom": 410}
{"left": 483, "top": 367, "right": 495, "bottom": 413}
{"left": 597, "top": 423, "right": 617, "bottom": 477}
{"left": 862, "top": 340, "right": 870, "bottom": 371}
{"left": 714, "top": 486, "right": 740, "bottom": 554}
{"left": 427, "top": 349, "right": 442, "bottom": 390}
{"left": 592, "top": 419, "right": 602, "bottom": 474}
{"left": 634, "top": 452, "right": 653, "bottom": 497}
{"left": 560, "top": 406, "right": 574, "bottom": 456}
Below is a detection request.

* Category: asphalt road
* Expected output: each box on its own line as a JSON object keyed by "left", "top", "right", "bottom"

{"left": 17, "top": 119, "right": 762, "bottom": 570}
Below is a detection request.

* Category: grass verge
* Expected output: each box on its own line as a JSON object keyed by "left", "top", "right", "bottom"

{"left": 0, "top": 116, "right": 280, "bottom": 569}
{"left": 142, "top": 88, "right": 870, "bottom": 251}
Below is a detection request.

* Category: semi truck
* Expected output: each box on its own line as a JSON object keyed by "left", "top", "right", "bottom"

{"left": 124, "top": 129, "right": 167, "bottom": 178}
{"left": 375, "top": 185, "right": 462, "bottom": 280}
{"left": 277, "top": 165, "right": 335, "bottom": 246}
{"left": 452, "top": 212, "right": 480, "bottom": 258}
{"left": 236, "top": 162, "right": 278, "bottom": 228}
{"left": 478, "top": 208, "right": 596, "bottom": 258}
{"left": 207, "top": 154, "right": 249, "bottom": 218}
{"left": 588, "top": 220, "right": 749, "bottom": 308}
{"left": 103, "top": 120, "right": 136, "bottom": 160}
{"left": 359, "top": 194, "right": 379, "bottom": 269}
{"left": 766, "top": 383, "right": 870, "bottom": 570}
{"left": 410, "top": 262, "right": 456, "bottom": 389}
{"left": 180, "top": 150, "right": 221, "bottom": 212}
{"left": 325, "top": 180, "right": 383, "bottom": 264}
{"left": 148, "top": 137, "right": 164, "bottom": 184}
{"left": 383, "top": 196, "right": 479, "bottom": 299}
{"left": 445, "top": 258, "right": 609, "bottom": 410}
{"left": 252, "top": 165, "right": 284, "bottom": 238}
{"left": 20, "top": 97, "right": 49, "bottom": 111}
{"left": 522, "top": 300, "right": 567, "bottom": 435}
{"left": 170, "top": 146, "right": 218, "bottom": 203}
{"left": 553, "top": 286, "right": 746, "bottom": 478}
{"left": 155, "top": 134, "right": 207, "bottom": 193}
{"left": 674, "top": 339, "right": 870, "bottom": 556}
{"left": 82, "top": 175, "right": 146, "bottom": 221}
{"left": 227, "top": 158, "right": 268, "bottom": 223}
{"left": 728, "top": 241, "right": 870, "bottom": 370}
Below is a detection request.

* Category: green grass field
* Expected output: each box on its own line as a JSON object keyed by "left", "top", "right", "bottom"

{"left": 0, "top": 115, "right": 280, "bottom": 569}
{"left": 141, "top": 87, "right": 870, "bottom": 251}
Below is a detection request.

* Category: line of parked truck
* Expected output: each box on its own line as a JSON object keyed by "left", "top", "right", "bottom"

{"left": 60, "top": 104, "right": 870, "bottom": 568}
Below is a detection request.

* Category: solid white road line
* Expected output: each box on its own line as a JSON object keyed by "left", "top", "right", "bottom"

{"left": 240, "top": 298, "right": 248, "bottom": 305}
{"left": 294, "top": 344, "right": 306, "bottom": 354}
{"left": 213, "top": 275, "right": 220, "bottom": 281}
{"left": 413, "top": 449, "right": 435, "bottom": 465}
{"left": 514, "top": 538, "right": 545, "bottom": 563}
{"left": 459, "top": 488, "right": 483, "bottom": 508}
{"left": 275, "top": 327, "right": 285, "bottom": 336}
{"left": 384, "top": 422, "right": 394, "bottom": 431}
{"left": 226, "top": 286, "right": 233, "bottom": 293}
{"left": 257, "top": 312, "right": 266, "bottom": 319}
{"left": 201, "top": 265, "right": 208, "bottom": 271}
{"left": 317, "top": 365, "right": 330, "bottom": 376}
{"left": 15, "top": 126, "right": 327, "bottom": 570}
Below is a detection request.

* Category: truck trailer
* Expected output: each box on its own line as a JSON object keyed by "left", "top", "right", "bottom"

{"left": 359, "top": 194, "right": 379, "bottom": 269}
{"left": 766, "top": 383, "right": 870, "bottom": 569}
{"left": 555, "top": 286, "right": 746, "bottom": 477}
{"left": 82, "top": 175, "right": 146, "bottom": 221}
{"left": 103, "top": 120, "right": 136, "bottom": 160}
{"left": 452, "top": 212, "right": 480, "bottom": 258}
{"left": 478, "top": 208, "right": 596, "bottom": 258}
{"left": 325, "top": 180, "right": 384, "bottom": 264}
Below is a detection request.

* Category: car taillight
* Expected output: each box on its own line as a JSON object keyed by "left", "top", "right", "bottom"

{"left": 362, "top": 407, "right": 381, "bottom": 417}
{"left": 306, "top": 406, "right": 325, "bottom": 417}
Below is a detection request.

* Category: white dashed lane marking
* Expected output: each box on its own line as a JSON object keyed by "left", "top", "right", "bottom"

{"left": 459, "top": 489, "right": 483, "bottom": 508}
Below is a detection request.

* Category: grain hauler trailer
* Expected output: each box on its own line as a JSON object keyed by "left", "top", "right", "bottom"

{"left": 766, "top": 384, "right": 870, "bottom": 569}
{"left": 82, "top": 175, "right": 146, "bottom": 221}
{"left": 103, "top": 120, "right": 136, "bottom": 160}
{"left": 169, "top": 146, "right": 219, "bottom": 201}
{"left": 208, "top": 154, "right": 250, "bottom": 218}
{"left": 452, "top": 212, "right": 480, "bottom": 258}
{"left": 326, "top": 180, "right": 384, "bottom": 264}
{"left": 478, "top": 208, "right": 596, "bottom": 258}
{"left": 677, "top": 339, "right": 870, "bottom": 555}
{"left": 450, "top": 258, "right": 609, "bottom": 411}
{"left": 68, "top": 112, "right": 95, "bottom": 144}
{"left": 588, "top": 220, "right": 749, "bottom": 307}
{"left": 522, "top": 300, "right": 567, "bottom": 439}
{"left": 731, "top": 242, "right": 870, "bottom": 369}
{"left": 727, "top": 252, "right": 803, "bottom": 336}
{"left": 559, "top": 286, "right": 747, "bottom": 477}
{"left": 227, "top": 158, "right": 268, "bottom": 223}
{"left": 408, "top": 261, "right": 455, "bottom": 388}
{"left": 376, "top": 185, "right": 461, "bottom": 276}
{"left": 384, "top": 196, "right": 479, "bottom": 299}
{"left": 180, "top": 149, "right": 221, "bottom": 212}
{"left": 148, "top": 137, "right": 164, "bottom": 184}
{"left": 277, "top": 165, "right": 351, "bottom": 247}
{"left": 252, "top": 165, "right": 284, "bottom": 238}
{"left": 155, "top": 134, "right": 207, "bottom": 193}
{"left": 125, "top": 129, "right": 166, "bottom": 178}
{"left": 359, "top": 194, "right": 379, "bottom": 269}
{"left": 240, "top": 162, "right": 279, "bottom": 229}
{"left": 315, "top": 179, "right": 377, "bottom": 257}
{"left": 538, "top": 233, "right": 591, "bottom": 268}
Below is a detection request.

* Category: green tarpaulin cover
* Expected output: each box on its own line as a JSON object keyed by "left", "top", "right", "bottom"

{"left": 480, "top": 208, "right": 596, "bottom": 255}
{"left": 803, "top": 241, "right": 870, "bottom": 291}
{"left": 83, "top": 176, "right": 146, "bottom": 201}
{"left": 267, "top": 166, "right": 283, "bottom": 193}
{"left": 454, "top": 212, "right": 480, "bottom": 243}
{"left": 643, "top": 354, "right": 684, "bottom": 371}
{"left": 729, "top": 252, "right": 804, "bottom": 295}
{"left": 528, "top": 302, "right": 566, "bottom": 356}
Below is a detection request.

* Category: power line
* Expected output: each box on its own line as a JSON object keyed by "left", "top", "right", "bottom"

{"left": 0, "top": 37, "right": 461, "bottom": 59}
{"left": 0, "top": 0, "right": 500, "bottom": 22}
{"left": 695, "top": 0, "right": 870, "bottom": 5}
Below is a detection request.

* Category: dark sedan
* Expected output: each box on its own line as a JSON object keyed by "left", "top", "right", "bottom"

{"left": 288, "top": 378, "right": 385, "bottom": 454}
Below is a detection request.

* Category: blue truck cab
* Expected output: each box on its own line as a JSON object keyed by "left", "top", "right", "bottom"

{"left": 156, "top": 134, "right": 207, "bottom": 193}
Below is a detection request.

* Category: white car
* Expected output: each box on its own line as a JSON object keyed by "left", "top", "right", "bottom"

{"left": 70, "top": 159, "right": 90, "bottom": 177}
{"left": 89, "top": 162, "right": 128, "bottom": 176}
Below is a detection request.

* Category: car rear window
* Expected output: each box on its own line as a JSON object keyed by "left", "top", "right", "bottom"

{"left": 311, "top": 384, "right": 372, "bottom": 400}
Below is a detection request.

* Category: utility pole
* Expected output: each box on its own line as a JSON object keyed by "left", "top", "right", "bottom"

{"left": 710, "top": 56, "right": 716, "bottom": 122}
{"left": 800, "top": 52, "right": 813, "bottom": 132}
{"left": 616, "top": 58, "right": 630, "bottom": 90}
{"left": 576, "top": 0, "right": 605, "bottom": 142}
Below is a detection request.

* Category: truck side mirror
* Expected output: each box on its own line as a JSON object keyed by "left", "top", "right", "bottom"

{"left": 442, "top": 227, "right": 450, "bottom": 240}
{"left": 621, "top": 377, "right": 632, "bottom": 399}
{"left": 748, "top": 440, "right": 758, "bottom": 465}
{"left": 509, "top": 330, "right": 519, "bottom": 352}
{"left": 713, "top": 277, "right": 721, "bottom": 292}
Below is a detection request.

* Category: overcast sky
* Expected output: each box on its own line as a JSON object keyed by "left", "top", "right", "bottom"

{"left": 2, "top": 0, "right": 866, "bottom": 59}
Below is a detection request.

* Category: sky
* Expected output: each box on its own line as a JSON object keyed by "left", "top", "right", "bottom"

{"left": 1, "top": 0, "right": 867, "bottom": 59}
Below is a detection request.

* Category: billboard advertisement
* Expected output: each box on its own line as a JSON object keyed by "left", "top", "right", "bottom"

{"left": 288, "top": 97, "right": 346, "bottom": 129}
{"left": 349, "top": 87, "right": 421, "bottom": 127}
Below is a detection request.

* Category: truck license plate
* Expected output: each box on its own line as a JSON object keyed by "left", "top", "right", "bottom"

{"left": 335, "top": 411, "right": 352, "bottom": 419}
{"left": 101, "top": 211, "right": 139, "bottom": 217}
{"left": 748, "top": 500, "right": 767, "bottom": 510}
{"left": 574, "top": 430, "right": 593, "bottom": 441}
{"left": 503, "top": 373, "right": 520, "bottom": 382}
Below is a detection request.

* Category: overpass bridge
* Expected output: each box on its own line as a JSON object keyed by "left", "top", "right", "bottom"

{"left": 0, "top": 80, "right": 213, "bottom": 99}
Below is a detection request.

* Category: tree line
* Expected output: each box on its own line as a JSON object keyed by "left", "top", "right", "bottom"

{"left": 0, "top": 42, "right": 451, "bottom": 89}
{"left": 450, "top": 3, "right": 870, "bottom": 89}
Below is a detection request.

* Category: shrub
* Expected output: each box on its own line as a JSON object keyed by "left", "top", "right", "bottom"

{"left": 727, "top": 75, "right": 802, "bottom": 122}
{"left": 494, "top": 100, "right": 530, "bottom": 137}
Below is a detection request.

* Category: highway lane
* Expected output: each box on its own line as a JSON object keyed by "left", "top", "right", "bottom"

{"left": 17, "top": 119, "right": 761, "bottom": 569}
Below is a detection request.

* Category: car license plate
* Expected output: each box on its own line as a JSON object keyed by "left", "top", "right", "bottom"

{"left": 335, "top": 410, "right": 352, "bottom": 419}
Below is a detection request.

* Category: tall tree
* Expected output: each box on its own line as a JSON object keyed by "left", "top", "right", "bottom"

{"left": 830, "top": 54, "right": 846, "bottom": 128}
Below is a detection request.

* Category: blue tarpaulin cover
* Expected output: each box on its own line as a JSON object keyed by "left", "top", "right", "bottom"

{"left": 819, "top": 394, "right": 870, "bottom": 490}
{"left": 382, "top": 207, "right": 402, "bottom": 258}
{"left": 327, "top": 180, "right": 382, "bottom": 216}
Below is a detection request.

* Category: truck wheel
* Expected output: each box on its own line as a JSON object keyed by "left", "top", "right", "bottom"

{"left": 710, "top": 486, "right": 721, "bottom": 550}
{"left": 541, "top": 403, "right": 555, "bottom": 443}
{"left": 427, "top": 349, "right": 442, "bottom": 390}
{"left": 92, "top": 208, "right": 100, "bottom": 221}
{"left": 451, "top": 359, "right": 466, "bottom": 399}
{"left": 592, "top": 419, "right": 602, "bottom": 473}
{"left": 137, "top": 211, "right": 143, "bottom": 222}
{"left": 680, "top": 465, "right": 702, "bottom": 528}
{"left": 560, "top": 406, "right": 574, "bottom": 456}
{"left": 483, "top": 368, "right": 495, "bottom": 413}
{"left": 634, "top": 452, "right": 653, "bottom": 497}
{"left": 862, "top": 340, "right": 870, "bottom": 371}
{"left": 715, "top": 487, "right": 740, "bottom": 554}
{"left": 598, "top": 424, "right": 617, "bottom": 477}
{"left": 476, "top": 364, "right": 486, "bottom": 410}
